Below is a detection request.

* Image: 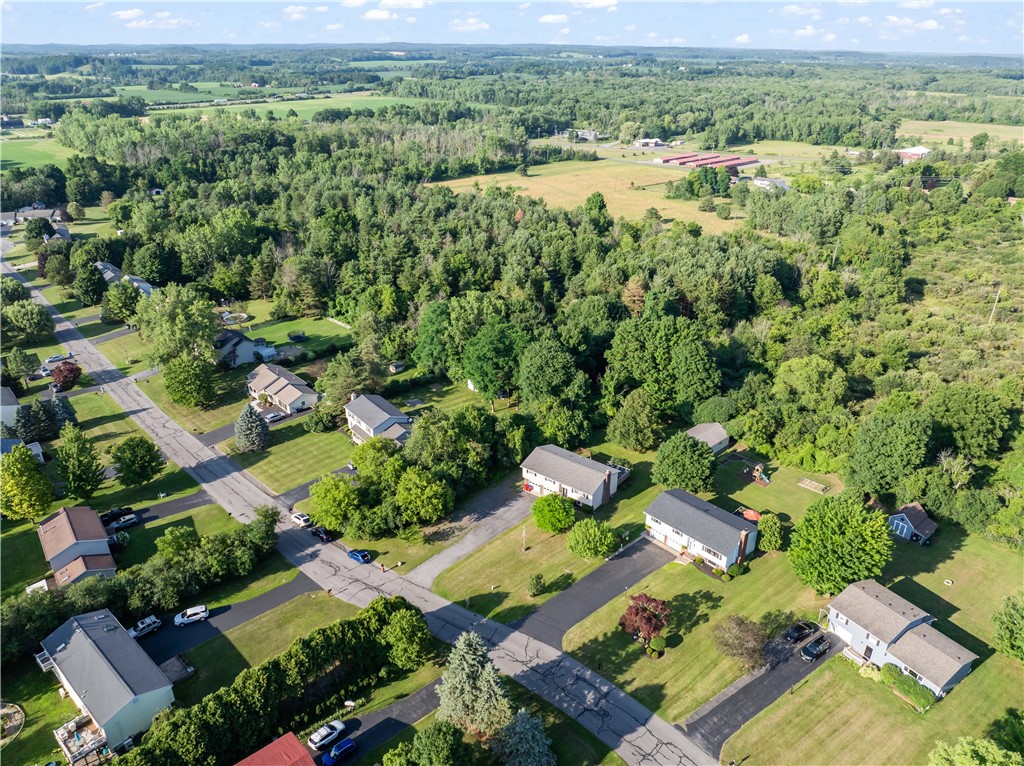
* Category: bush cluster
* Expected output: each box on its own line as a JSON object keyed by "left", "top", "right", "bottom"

{"left": 879, "top": 664, "right": 936, "bottom": 711}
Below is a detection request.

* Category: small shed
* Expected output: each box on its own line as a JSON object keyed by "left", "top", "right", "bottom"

{"left": 888, "top": 503, "right": 937, "bottom": 545}
{"left": 389, "top": 361, "right": 406, "bottom": 374}
{"left": 686, "top": 422, "right": 730, "bottom": 455}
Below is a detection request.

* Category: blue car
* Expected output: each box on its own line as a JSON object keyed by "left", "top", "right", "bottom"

{"left": 348, "top": 549, "right": 371, "bottom": 564}
{"left": 323, "top": 738, "right": 357, "bottom": 765}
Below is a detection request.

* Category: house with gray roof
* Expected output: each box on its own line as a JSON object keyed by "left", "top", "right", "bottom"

{"left": 95, "top": 261, "right": 123, "bottom": 285}
{"left": 344, "top": 393, "right": 412, "bottom": 445}
{"left": 827, "top": 579, "right": 977, "bottom": 697}
{"left": 36, "top": 609, "right": 174, "bottom": 762}
{"left": 215, "top": 329, "right": 277, "bottom": 368}
{"left": 1, "top": 385, "right": 19, "bottom": 427}
{"left": 520, "top": 444, "right": 625, "bottom": 509}
{"left": 643, "top": 489, "right": 758, "bottom": 569}
{"left": 685, "top": 422, "right": 730, "bottom": 454}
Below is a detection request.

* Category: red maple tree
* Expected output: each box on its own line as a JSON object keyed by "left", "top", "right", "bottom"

{"left": 618, "top": 593, "right": 671, "bottom": 643}
{"left": 51, "top": 361, "right": 83, "bottom": 391}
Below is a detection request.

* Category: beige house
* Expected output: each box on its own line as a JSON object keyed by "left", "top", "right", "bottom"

{"left": 247, "top": 364, "right": 320, "bottom": 414}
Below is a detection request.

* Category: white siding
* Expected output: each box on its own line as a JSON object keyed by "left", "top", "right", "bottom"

{"left": 521, "top": 468, "right": 601, "bottom": 508}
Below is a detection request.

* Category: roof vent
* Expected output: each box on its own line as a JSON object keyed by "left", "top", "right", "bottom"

{"left": 56, "top": 642, "right": 67, "bottom": 652}
{"left": 103, "top": 625, "right": 117, "bottom": 632}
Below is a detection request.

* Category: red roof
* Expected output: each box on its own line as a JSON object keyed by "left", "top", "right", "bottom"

{"left": 235, "top": 734, "right": 315, "bottom": 766}
{"left": 687, "top": 155, "right": 740, "bottom": 168}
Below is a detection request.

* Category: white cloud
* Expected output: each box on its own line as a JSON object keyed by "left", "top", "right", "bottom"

{"left": 957, "top": 34, "right": 970, "bottom": 41}
{"left": 594, "top": 34, "right": 611, "bottom": 41}
{"left": 624, "top": 23, "right": 636, "bottom": 31}
{"left": 362, "top": 8, "right": 396, "bottom": 20}
{"left": 954, "top": 18, "right": 965, "bottom": 26}
{"left": 125, "top": 19, "right": 154, "bottom": 28}
{"left": 857, "top": 15, "right": 871, "bottom": 24}
{"left": 518, "top": 2, "right": 530, "bottom": 8}
{"left": 734, "top": 32, "right": 751, "bottom": 43}
{"left": 283, "top": 5, "right": 308, "bottom": 20}
{"left": 560, "top": 27, "right": 570, "bottom": 33}
{"left": 823, "top": 32, "right": 837, "bottom": 41}
{"left": 781, "top": 4, "right": 822, "bottom": 20}
{"left": 127, "top": 15, "right": 194, "bottom": 28}
{"left": 885, "top": 15, "right": 914, "bottom": 26}
{"left": 84, "top": 2, "right": 105, "bottom": 10}
{"left": 326, "top": 22, "right": 344, "bottom": 28}
{"left": 570, "top": 0, "right": 616, "bottom": 7}
{"left": 339, "top": 0, "right": 366, "bottom": 6}
{"left": 259, "top": 20, "right": 281, "bottom": 27}
{"left": 646, "top": 31, "right": 658, "bottom": 37}
{"left": 837, "top": 0, "right": 869, "bottom": 4}
{"left": 538, "top": 13, "right": 568, "bottom": 23}
{"left": 899, "top": 0, "right": 933, "bottom": 8}
{"left": 794, "top": 24, "right": 819, "bottom": 37}
{"left": 379, "top": 0, "right": 425, "bottom": 8}
{"left": 450, "top": 17, "right": 489, "bottom": 32}
{"left": 154, "top": 10, "right": 171, "bottom": 17}
{"left": 670, "top": 36, "right": 685, "bottom": 43}
{"left": 404, "top": 15, "right": 415, "bottom": 22}
{"left": 916, "top": 19, "right": 939, "bottom": 29}
{"left": 314, "top": 4, "right": 328, "bottom": 10}
{"left": 110, "top": 8, "right": 144, "bottom": 19}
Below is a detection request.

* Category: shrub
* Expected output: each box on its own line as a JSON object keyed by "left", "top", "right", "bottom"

{"left": 880, "top": 664, "right": 901, "bottom": 685}
{"left": 713, "top": 567, "right": 724, "bottom": 576}
{"left": 721, "top": 573, "right": 732, "bottom": 582}
{"left": 649, "top": 636, "right": 666, "bottom": 653}
{"left": 727, "top": 563, "right": 742, "bottom": 577}
{"left": 566, "top": 518, "right": 617, "bottom": 559}
{"left": 532, "top": 494, "right": 576, "bottom": 533}
{"left": 528, "top": 573, "right": 545, "bottom": 597}
{"left": 859, "top": 665, "right": 882, "bottom": 682}
{"left": 890, "top": 672, "right": 937, "bottom": 710}
{"left": 757, "top": 511, "right": 784, "bottom": 552}
{"left": 693, "top": 556, "right": 704, "bottom": 565}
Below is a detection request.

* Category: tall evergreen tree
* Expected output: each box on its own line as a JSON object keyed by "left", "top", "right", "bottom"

{"left": 495, "top": 710, "right": 557, "bottom": 766}
{"left": 234, "top": 404, "right": 271, "bottom": 452}
{"left": 473, "top": 662, "right": 514, "bottom": 736}
{"left": 55, "top": 423, "right": 106, "bottom": 501}
{"left": 437, "top": 630, "right": 492, "bottom": 732}
{"left": 30, "top": 398, "right": 59, "bottom": 440}
{"left": 608, "top": 388, "right": 664, "bottom": 452}
{"left": 51, "top": 396, "right": 79, "bottom": 430}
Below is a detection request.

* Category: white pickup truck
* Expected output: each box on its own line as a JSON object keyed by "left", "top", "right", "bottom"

{"left": 127, "top": 615, "right": 162, "bottom": 639}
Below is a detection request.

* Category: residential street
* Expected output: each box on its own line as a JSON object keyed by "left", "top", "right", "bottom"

{"left": 511, "top": 538, "right": 677, "bottom": 649}
{"left": 681, "top": 633, "right": 845, "bottom": 757}
{"left": 3, "top": 253, "right": 716, "bottom": 766}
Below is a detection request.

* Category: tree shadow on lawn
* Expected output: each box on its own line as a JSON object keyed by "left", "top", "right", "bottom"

{"left": 885, "top": 576, "right": 992, "bottom": 664}
{"left": 462, "top": 590, "right": 509, "bottom": 620}
{"left": 882, "top": 525, "right": 967, "bottom": 591}
{"left": 115, "top": 514, "right": 199, "bottom": 568}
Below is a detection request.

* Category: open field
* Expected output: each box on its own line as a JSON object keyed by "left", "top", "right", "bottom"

{"left": 897, "top": 119, "right": 1023, "bottom": 145}
{"left": 722, "top": 528, "right": 1022, "bottom": 765}
{"left": 222, "top": 422, "right": 356, "bottom": 494}
{"left": 0, "top": 138, "right": 76, "bottom": 170}
{"left": 438, "top": 159, "right": 745, "bottom": 230}
{"left": 175, "top": 592, "right": 359, "bottom": 706}
{"left": 155, "top": 91, "right": 430, "bottom": 121}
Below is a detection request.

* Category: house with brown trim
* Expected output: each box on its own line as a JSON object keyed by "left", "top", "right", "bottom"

{"left": 37, "top": 506, "right": 116, "bottom": 587}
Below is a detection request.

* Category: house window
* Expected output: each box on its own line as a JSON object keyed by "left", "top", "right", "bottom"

{"left": 701, "top": 544, "right": 723, "bottom": 559}
{"left": 906, "top": 667, "right": 920, "bottom": 681}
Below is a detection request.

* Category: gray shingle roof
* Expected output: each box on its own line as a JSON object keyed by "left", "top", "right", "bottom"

{"left": 685, "top": 422, "right": 728, "bottom": 449}
{"left": 828, "top": 580, "right": 929, "bottom": 642}
{"left": 40, "top": 609, "right": 171, "bottom": 727}
{"left": 345, "top": 394, "right": 409, "bottom": 430}
{"left": 887, "top": 623, "right": 977, "bottom": 689}
{"left": 520, "top": 445, "right": 612, "bottom": 496}
{"left": 1, "top": 386, "right": 18, "bottom": 407}
{"left": 643, "top": 489, "right": 756, "bottom": 555}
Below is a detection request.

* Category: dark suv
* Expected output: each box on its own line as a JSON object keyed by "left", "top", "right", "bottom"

{"left": 785, "top": 621, "right": 818, "bottom": 644}
{"left": 99, "top": 507, "right": 134, "bottom": 525}
{"left": 801, "top": 636, "right": 832, "bottom": 662}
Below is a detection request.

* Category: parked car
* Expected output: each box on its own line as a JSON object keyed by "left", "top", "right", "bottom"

{"left": 800, "top": 635, "right": 832, "bottom": 662}
{"left": 348, "top": 549, "right": 372, "bottom": 564}
{"left": 307, "top": 720, "right": 346, "bottom": 751}
{"left": 311, "top": 527, "right": 333, "bottom": 543}
{"left": 264, "top": 411, "right": 286, "bottom": 423}
{"left": 127, "top": 616, "right": 162, "bottom": 639}
{"left": 291, "top": 512, "right": 312, "bottom": 528}
{"left": 323, "top": 738, "right": 357, "bottom": 765}
{"left": 108, "top": 514, "right": 139, "bottom": 531}
{"left": 38, "top": 366, "right": 51, "bottom": 376}
{"left": 99, "top": 507, "right": 134, "bottom": 525}
{"left": 785, "top": 621, "right": 818, "bottom": 644}
{"left": 45, "top": 354, "right": 66, "bottom": 364}
{"left": 174, "top": 605, "right": 209, "bottom": 626}
{"left": 49, "top": 382, "right": 63, "bottom": 393}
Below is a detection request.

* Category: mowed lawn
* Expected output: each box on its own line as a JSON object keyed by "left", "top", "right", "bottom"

{"left": 0, "top": 137, "right": 76, "bottom": 170}
{"left": 0, "top": 662, "right": 80, "bottom": 766}
{"left": 95, "top": 331, "right": 154, "bottom": 376}
{"left": 1, "top": 519, "right": 51, "bottom": 600}
{"left": 437, "top": 159, "right": 745, "bottom": 230}
{"left": 115, "top": 504, "right": 239, "bottom": 568}
{"left": 222, "top": 422, "right": 356, "bottom": 494}
{"left": 434, "top": 436, "right": 663, "bottom": 625}
{"left": 175, "top": 592, "right": 359, "bottom": 706}
{"left": 897, "top": 119, "right": 1023, "bottom": 145}
{"left": 160, "top": 92, "right": 429, "bottom": 120}
{"left": 137, "top": 366, "right": 251, "bottom": 434}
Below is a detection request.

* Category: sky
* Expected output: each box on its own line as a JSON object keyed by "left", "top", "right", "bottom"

{"left": 2, "top": 1, "right": 1022, "bottom": 56}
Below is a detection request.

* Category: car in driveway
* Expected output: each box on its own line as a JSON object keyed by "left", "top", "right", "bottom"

{"left": 99, "top": 507, "right": 134, "bottom": 525}
{"left": 108, "top": 514, "right": 139, "bottom": 531}
{"left": 174, "top": 605, "right": 210, "bottom": 626}
{"left": 264, "top": 411, "right": 286, "bottom": 423}
{"left": 348, "top": 549, "right": 371, "bottom": 564}
{"left": 127, "top": 616, "right": 162, "bottom": 639}
{"left": 49, "top": 382, "right": 63, "bottom": 393}
{"left": 45, "top": 354, "right": 66, "bottom": 364}
{"left": 307, "top": 720, "right": 345, "bottom": 751}
{"left": 323, "top": 738, "right": 357, "bottom": 765}
{"left": 38, "top": 366, "right": 51, "bottom": 377}
{"left": 291, "top": 512, "right": 312, "bottom": 528}
{"left": 785, "top": 621, "right": 818, "bottom": 644}
{"left": 801, "top": 635, "right": 832, "bottom": 662}
{"left": 311, "top": 526, "right": 333, "bottom": 543}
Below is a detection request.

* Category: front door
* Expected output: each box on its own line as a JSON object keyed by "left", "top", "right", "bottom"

{"left": 864, "top": 646, "right": 873, "bottom": 661}
{"left": 891, "top": 519, "right": 908, "bottom": 538}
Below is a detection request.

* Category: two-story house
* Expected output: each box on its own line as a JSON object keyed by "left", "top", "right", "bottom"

{"left": 215, "top": 330, "right": 278, "bottom": 368}
{"left": 1, "top": 385, "right": 19, "bottom": 427}
{"left": 828, "top": 579, "right": 977, "bottom": 697}
{"left": 520, "top": 444, "right": 627, "bottom": 509}
{"left": 37, "top": 506, "right": 116, "bottom": 588}
{"left": 344, "top": 394, "right": 412, "bottom": 445}
{"left": 36, "top": 610, "right": 174, "bottom": 763}
{"left": 247, "top": 364, "right": 320, "bottom": 415}
{"left": 643, "top": 489, "right": 758, "bottom": 569}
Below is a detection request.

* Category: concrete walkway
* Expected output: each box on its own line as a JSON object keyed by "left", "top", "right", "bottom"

{"left": 2, "top": 254, "right": 714, "bottom": 766}
{"left": 511, "top": 538, "right": 676, "bottom": 649}
{"left": 404, "top": 474, "right": 533, "bottom": 589}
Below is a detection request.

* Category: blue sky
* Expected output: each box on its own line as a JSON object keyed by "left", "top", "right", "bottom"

{"left": 3, "top": 2, "right": 1022, "bottom": 55}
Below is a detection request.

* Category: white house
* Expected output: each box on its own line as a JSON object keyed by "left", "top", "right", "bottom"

{"left": 897, "top": 146, "right": 932, "bottom": 163}
{"left": 1, "top": 386, "right": 20, "bottom": 427}
{"left": 633, "top": 138, "right": 665, "bottom": 148}
{"left": 2, "top": 437, "right": 44, "bottom": 463}
{"left": 828, "top": 580, "right": 978, "bottom": 697}
{"left": 215, "top": 330, "right": 277, "bottom": 368}
{"left": 123, "top": 275, "right": 153, "bottom": 297}
{"left": 344, "top": 394, "right": 412, "bottom": 445}
{"left": 37, "top": 506, "right": 116, "bottom": 587}
{"left": 685, "top": 422, "right": 730, "bottom": 455}
{"left": 520, "top": 444, "right": 626, "bottom": 509}
{"left": 754, "top": 177, "right": 790, "bottom": 191}
{"left": 246, "top": 364, "right": 319, "bottom": 414}
{"left": 888, "top": 503, "right": 937, "bottom": 545}
{"left": 36, "top": 610, "right": 174, "bottom": 762}
{"left": 643, "top": 489, "right": 758, "bottom": 570}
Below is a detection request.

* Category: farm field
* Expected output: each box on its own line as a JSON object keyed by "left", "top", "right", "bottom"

{"left": 897, "top": 119, "right": 1023, "bottom": 145}
{"left": 156, "top": 91, "right": 430, "bottom": 121}
{"left": 438, "top": 159, "right": 745, "bottom": 230}
{"left": 722, "top": 530, "right": 1023, "bottom": 765}
{"left": 0, "top": 138, "right": 76, "bottom": 170}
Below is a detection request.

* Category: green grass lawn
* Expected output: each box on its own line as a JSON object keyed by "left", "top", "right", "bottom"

{"left": 244, "top": 315, "right": 352, "bottom": 356}
{"left": 563, "top": 553, "right": 827, "bottom": 724}
{"left": 0, "top": 137, "right": 76, "bottom": 170}
{"left": 1, "top": 519, "right": 51, "bottom": 600}
{"left": 0, "top": 662, "right": 80, "bottom": 766}
{"left": 221, "top": 422, "right": 356, "bottom": 494}
{"left": 137, "top": 366, "right": 251, "bottom": 434}
{"left": 75, "top": 317, "right": 124, "bottom": 340}
{"left": 434, "top": 436, "right": 662, "bottom": 625}
{"left": 114, "top": 504, "right": 239, "bottom": 568}
{"left": 174, "top": 592, "right": 359, "bottom": 706}
{"left": 158, "top": 91, "right": 429, "bottom": 120}
{"left": 94, "top": 331, "right": 153, "bottom": 376}
{"left": 37, "top": 284, "right": 99, "bottom": 322}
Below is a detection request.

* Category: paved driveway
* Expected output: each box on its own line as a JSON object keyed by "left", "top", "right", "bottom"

{"left": 682, "top": 632, "right": 845, "bottom": 757}
{"left": 511, "top": 538, "right": 676, "bottom": 649}
{"left": 139, "top": 573, "right": 320, "bottom": 664}
{"left": 197, "top": 407, "right": 314, "bottom": 447}
{"left": 341, "top": 683, "right": 439, "bottom": 756}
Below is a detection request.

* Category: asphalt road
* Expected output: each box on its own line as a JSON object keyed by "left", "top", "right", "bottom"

{"left": 511, "top": 538, "right": 676, "bottom": 649}
{"left": 139, "top": 572, "right": 320, "bottom": 664}
{"left": 682, "top": 632, "right": 845, "bottom": 757}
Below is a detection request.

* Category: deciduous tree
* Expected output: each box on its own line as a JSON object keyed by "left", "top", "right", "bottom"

{"left": 608, "top": 388, "right": 663, "bottom": 452}
{"left": 928, "top": 737, "right": 1021, "bottom": 766}
{"left": 566, "top": 517, "right": 617, "bottom": 559}
{"left": 395, "top": 465, "right": 454, "bottom": 526}
{"left": 381, "top": 608, "right": 434, "bottom": 671}
{"left": 517, "top": 338, "right": 591, "bottom": 447}
{"left": 55, "top": 422, "right": 105, "bottom": 501}
{"left": 462, "top": 316, "right": 526, "bottom": 408}
{"left": 619, "top": 593, "right": 671, "bottom": 642}
{"left": 163, "top": 352, "right": 215, "bottom": 408}
{"left": 846, "top": 412, "right": 932, "bottom": 496}
{"left": 112, "top": 436, "right": 165, "bottom": 487}
{"left": 134, "top": 283, "right": 218, "bottom": 366}
{"left": 757, "top": 511, "right": 783, "bottom": 552}
{"left": 0, "top": 444, "right": 53, "bottom": 520}
{"left": 73, "top": 263, "right": 108, "bottom": 306}
{"left": 994, "top": 596, "right": 1024, "bottom": 663}
{"left": 2, "top": 300, "right": 55, "bottom": 342}
{"left": 531, "top": 494, "right": 576, "bottom": 533}
{"left": 102, "top": 279, "right": 141, "bottom": 323}
{"left": 51, "top": 360, "right": 83, "bottom": 391}
{"left": 928, "top": 383, "right": 1010, "bottom": 459}
{"left": 4, "top": 346, "right": 36, "bottom": 385}
{"left": 308, "top": 472, "right": 361, "bottom": 532}
{"left": 408, "top": 721, "right": 475, "bottom": 766}
{"left": 652, "top": 433, "right": 715, "bottom": 492}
